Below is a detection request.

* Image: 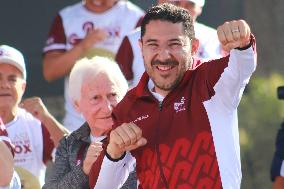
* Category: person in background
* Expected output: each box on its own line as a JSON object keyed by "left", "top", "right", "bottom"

{"left": 271, "top": 122, "right": 284, "bottom": 189}
{"left": 0, "top": 118, "right": 21, "bottom": 189}
{"left": 43, "top": 0, "right": 144, "bottom": 132}
{"left": 0, "top": 45, "right": 69, "bottom": 187}
{"left": 116, "top": 0, "right": 223, "bottom": 88}
{"left": 92, "top": 3, "right": 257, "bottom": 189}
{"left": 43, "top": 56, "right": 135, "bottom": 189}
{"left": 178, "top": 0, "right": 224, "bottom": 61}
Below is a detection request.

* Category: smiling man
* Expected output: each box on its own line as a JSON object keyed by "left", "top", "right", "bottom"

{"left": 0, "top": 45, "right": 68, "bottom": 187}
{"left": 116, "top": 0, "right": 223, "bottom": 89}
{"left": 93, "top": 3, "right": 257, "bottom": 189}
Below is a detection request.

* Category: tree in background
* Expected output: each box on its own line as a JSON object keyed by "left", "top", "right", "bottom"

{"left": 239, "top": 74, "right": 284, "bottom": 189}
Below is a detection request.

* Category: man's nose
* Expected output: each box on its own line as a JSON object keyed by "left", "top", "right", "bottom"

{"left": 0, "top": 79, "right": 10, "bottom": 89}
{"left": 157, "top": 47, "right": 171, "bottom": 61}
{"left": 101, "top": 98, "right": 113, "bottom": 113}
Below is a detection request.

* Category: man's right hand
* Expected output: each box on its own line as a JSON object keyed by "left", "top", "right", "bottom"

{"left": 107, "top": 123, "right": 147, "bottom": 159}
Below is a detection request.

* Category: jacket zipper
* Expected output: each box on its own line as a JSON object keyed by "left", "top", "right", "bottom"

{"left": 155, "top": 101, "right": 169, "bottom": 189}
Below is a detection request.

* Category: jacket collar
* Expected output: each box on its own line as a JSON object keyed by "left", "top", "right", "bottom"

{"left": 134, "top": 58, "right": 201, "bottom": 99}
{"left": 72, "top": 122, "right": 91, "bottom": 143}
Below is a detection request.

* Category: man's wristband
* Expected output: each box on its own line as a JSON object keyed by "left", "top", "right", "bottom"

{"left": 236, "top": 35, "right": 253, "bottom": 51}
{"left": 105, "top": 151, "right": 126, "bottom": 162}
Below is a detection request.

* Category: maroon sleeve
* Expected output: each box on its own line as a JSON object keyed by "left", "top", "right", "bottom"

{"left": 115, "top": 36, "right": 134, "bottom": 80}
{"left": 206, "top": 34, "right": 256, "bottom": 88}
{"left": 41, "top": 124, "right": 55, "bottom": 164}
{"left": 135, "top": 16, "right": 144, "bottom": 28}
{"left": 43, "top": 14, "right": 67, "bottom": 53}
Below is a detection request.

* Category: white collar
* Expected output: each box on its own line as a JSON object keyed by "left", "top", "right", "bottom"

{"left": 90, "top": 135, "right": 107, "bottom": 142}
{"left": 147, "top": 79, "right": 165, "bottom": 102}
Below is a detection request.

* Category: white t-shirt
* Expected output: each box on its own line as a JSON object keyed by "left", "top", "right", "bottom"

{"left": 5, "top": 108, "right": 54, "bottom": 186}
{"left": 194, "top": 22, "right": 223, "bottom": 62}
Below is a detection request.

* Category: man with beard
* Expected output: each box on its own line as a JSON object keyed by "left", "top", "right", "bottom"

{"left": 91, "top": 3, "right": 257, "bottom": 189}
{"left": 116, "top": 0, "right": 223, "bottom": 89}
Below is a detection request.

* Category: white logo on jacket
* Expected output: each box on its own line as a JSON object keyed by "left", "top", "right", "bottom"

{"left": 132, "top": 115, "right": 149, "bottom": 123}
{"left": 174, "top": 97, "right": 186, "bottom": 113}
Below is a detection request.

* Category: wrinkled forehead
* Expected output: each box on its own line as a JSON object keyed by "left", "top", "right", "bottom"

{"left": 83, "top": 72, "right": 116, "bottom": 89}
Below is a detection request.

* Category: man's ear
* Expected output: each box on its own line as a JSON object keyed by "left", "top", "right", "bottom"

{"left": 139, "top": 38, "right": 143, "bottom": 50}
{"left": 191, "top": 38, "right": 199, "bottom": 55}
{"left": 73, "top": 100, "right": 81, "bottom": 113}
{"left": 21, "top": 81, "right": 26, "bottom": 91}
{"left": 19, "top": 81, "right": 27, "bottom": 99}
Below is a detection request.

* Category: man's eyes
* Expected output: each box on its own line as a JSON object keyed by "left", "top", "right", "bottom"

{"left": 169, "top": 43, "right": 182, "bottom": 47}
{"left": 8, "top": 77, "right": 18, "bottom": 82}
{"left": 147, "top": 43, "right": 158, "bottom": 47}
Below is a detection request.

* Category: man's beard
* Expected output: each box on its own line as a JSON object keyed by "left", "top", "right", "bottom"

{"left": 150, "top": 58, "right": 186, "bottom": 92}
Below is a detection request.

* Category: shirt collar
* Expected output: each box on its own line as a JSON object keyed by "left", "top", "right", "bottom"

{"left": 147, "top": 79, "right": 165, "bottom": 102}
{"left": 90, "top": 135, "right": 107, "bottom": 142}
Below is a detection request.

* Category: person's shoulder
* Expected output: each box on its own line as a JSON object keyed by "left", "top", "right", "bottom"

{"left": 59, "top": 2, "right": 83, "bottom": 15}
{"left": 117, "top": 1, "right": 144, "bottom": 15}
{"left": 127, "top": 27, "right": 141, "bottom": 43}
{"left": 16, "top": 108, "right": 41, "bottom": 126}
{"left": 114, "top": 89, "right": 137, "bottom": 111}
{"left": 195, "top": 22, "right": 217, "bottom": 34}
{"left": 128, "top": 27, "right": 141, "bottom": 37}
{"left": 57, "top": 130, "right": 78, "bottom": 150}
{"left": 65, "top": 123, "right": 89, "bottom": 143}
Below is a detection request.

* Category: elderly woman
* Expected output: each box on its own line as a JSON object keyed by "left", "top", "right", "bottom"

{"left": 43, "top": 56, "right": 135, "bottom": 189}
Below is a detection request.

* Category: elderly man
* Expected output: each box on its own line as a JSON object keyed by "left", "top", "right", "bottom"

{"left": 43, "top": 56, "right": 137, "bottom": 189}
{"left": 116, "top": 0, "right": 223, "bottom": 88}
{"left": 92, "top": 3, "right": 257, "bottom": 189}
{"left": 0, "top": 45, "right": 68, "bottom": 186}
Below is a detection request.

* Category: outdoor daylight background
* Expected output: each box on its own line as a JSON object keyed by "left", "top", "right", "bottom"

{"left": 1, "top": 0, "right": 284, "bottom": 188}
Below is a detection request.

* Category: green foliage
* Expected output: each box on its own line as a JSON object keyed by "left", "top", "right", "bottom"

{"left": 239, "top": 74, "right": 284, "bottom": 189}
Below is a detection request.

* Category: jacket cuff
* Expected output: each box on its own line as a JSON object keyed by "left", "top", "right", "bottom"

{"left": 236, "top": 34, "right": 255, "bottom": 51}
{"left": 105, "top": 151, "right": 126, "bottom": 162}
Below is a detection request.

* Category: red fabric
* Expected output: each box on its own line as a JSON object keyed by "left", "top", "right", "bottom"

{"left": 115, "top": 36, "right": 134, "bottom": 80}
{"left": 135, "top": 16, "right": 144, "bottom": 28}
{"left": 44, "top": 14, "right": 67, "bottom": 53}
{"left": 0, "top": 118, "right": 8, "bottom": 136}
{"left": 0, "top": 118, "right": 15, "bottom": 157}
{"left": 41, "top": 124, "right": 55, "bottom": 164}
{"left": 88, "top": 138, "right": 108, "bottom": 188}
{"left": 111, "top": 57, "right": 233, "bottom": 188}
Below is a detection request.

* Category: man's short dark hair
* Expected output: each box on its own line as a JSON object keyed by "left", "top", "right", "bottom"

{"left": 141, "top": 3, "right": 195, "bottom": 39}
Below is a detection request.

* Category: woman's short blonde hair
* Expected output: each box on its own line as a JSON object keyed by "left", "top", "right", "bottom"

{"left": 68, "top": 56, "right": 128, "bottom": 103}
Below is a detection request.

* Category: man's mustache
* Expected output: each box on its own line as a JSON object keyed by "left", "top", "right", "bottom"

{"left": 151, "top": 59, "right": 179, "bottom": 66}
